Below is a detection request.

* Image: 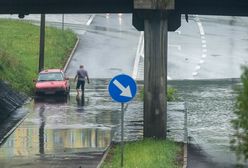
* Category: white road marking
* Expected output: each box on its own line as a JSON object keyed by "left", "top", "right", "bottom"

{"left": 193, "top": 15, "right": 208, "bottom": 78}
{"left": 167, "top": 76, "right": 172, "bottom": 80}
{"left": 132, "top": 32, "right": 144, "bottom": 79}
{"left": 197, "top": 22, "right": 205, "bottom": 35}
{"left": 199, "top": 60, "right": 205, "bottom": 64}
{"left": 169, "top": 44, "right": 182, "bottom": 50}
{"left": 86, "top": 14, "right": 95, "bottom": 26}
{"left": 192, "top": 72, "right": 198, "bottom": 76}
{"left": 195, "top": 66, "right": 201, "bottom": 70}
{"left": 175, "top": 30, "right": 181, "bottom": 35}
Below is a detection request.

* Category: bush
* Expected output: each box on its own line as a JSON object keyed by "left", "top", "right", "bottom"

{"left": 139, "top": 86, "right": 177, "bottom": 102}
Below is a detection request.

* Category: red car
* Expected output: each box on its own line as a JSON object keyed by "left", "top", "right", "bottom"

{"left": 34, "top": 69, "right": 70, "bottom": 96}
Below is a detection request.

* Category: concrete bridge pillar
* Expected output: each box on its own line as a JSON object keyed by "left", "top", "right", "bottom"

{"left": 143, "top": 12, "right": 168, "bottom": 138}
{"left": 133, "top": 0, "right": 176, "bottom": 138}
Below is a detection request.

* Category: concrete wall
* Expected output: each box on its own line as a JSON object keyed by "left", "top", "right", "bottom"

{"left": 0, "top": 81, "right": 28, "bottom": 123}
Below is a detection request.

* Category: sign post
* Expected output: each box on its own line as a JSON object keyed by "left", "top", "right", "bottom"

{"left": 121, "top": 102, "right": 124, "bottom": 167}
{"left": 108, "top": 74, "right": 137, "bottom": 167}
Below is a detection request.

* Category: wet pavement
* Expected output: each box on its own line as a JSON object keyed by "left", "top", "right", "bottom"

{"left": 137, "top": 15, "right": 248, "bottom": 80}
{"left": 66, "top": 14, "right": 140, "bottom": 79}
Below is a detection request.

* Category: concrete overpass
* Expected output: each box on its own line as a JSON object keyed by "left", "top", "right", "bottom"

{"left": 1, "top": 0, "right": 248, "bottom": 16}
{"left": 1, "top": 0, "right": 248, "bottom": 138}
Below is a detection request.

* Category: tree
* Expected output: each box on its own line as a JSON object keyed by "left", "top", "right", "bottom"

{"left": 231, "top": 66, "right": 248, "bottom": 164}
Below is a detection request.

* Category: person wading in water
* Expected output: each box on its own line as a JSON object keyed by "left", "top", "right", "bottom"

{"left": 74, "top": 65, "right": 90, "bottom": 96}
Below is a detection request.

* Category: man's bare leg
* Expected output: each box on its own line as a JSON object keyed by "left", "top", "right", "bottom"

{"left": 76, "top": 89, "right": 80, "bottom": 96}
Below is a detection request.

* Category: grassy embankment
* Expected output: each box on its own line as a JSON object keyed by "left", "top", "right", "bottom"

{"left": 102, "top": 139, "right": 182, "bottom": 168}
{"left": 0, "top": 19, "right": 77, "bottom": 94}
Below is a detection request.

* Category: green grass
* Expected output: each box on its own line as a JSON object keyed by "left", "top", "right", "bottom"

{"left": 102, "top": 139, "right": 182, "bottom": 168}
{"left": 0, "top": 19, "right": 77, "bottom": 94}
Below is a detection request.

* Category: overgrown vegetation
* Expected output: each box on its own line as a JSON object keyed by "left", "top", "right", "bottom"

{"left": 102, "top": 138, "right": 182, "bottom": 168}
{"left": 140, "top": 86, "right": 177, "bottom": 101}
{"left": 0, "top": 19, "right": 77, "bottom": 94}
{"left": 231, "top": 66, "right": 248, "bottom": 164}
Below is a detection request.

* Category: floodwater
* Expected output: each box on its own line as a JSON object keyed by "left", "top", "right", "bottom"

{"left": 0, "top": 79, "right": 185, "bottom": 167}
{"left": 0, "top": 79, "right": 116, "bottom": 167}
{"left": 170, "top": 79, "right": 248, "bottom": 167}
{"left": 0, "top": 79, "right": 246, "bottom": 167}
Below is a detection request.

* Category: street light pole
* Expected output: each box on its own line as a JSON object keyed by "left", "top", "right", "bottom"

{"left": 39, "top": 14, "right": 45, "bottom": 72}
{"left": 62, "top": 14, "right": 64, "bottom": 31}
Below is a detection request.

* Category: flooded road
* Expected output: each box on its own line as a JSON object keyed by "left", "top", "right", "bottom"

{"left": 0, "top": 79, "right": 247, "bottom": 167}
{"left": 0, "top": 79, "right": 186, "bottom": 167}
{"left": 170, "top": 79, "right": 248, "bottom": 167}
{"left": 0, "top": 80, "right": 116, "bottom": 167}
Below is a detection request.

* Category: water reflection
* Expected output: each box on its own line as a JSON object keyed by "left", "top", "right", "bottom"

{"left": 0, "top": 127, "right": 111, "bottom": 157}
{"left": 34, "top": 96, "right": 68, "bottom": 104}
{"left": 0, "top": 81, "right": 113, "bottom": 159}
{"left": 39, "top": 105, "right": 45, "bottom": 156}
{"left": 76, "top": 94, "right": 85, "bottom": 107}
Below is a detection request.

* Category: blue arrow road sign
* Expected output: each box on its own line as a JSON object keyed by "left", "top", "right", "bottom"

{"left": 108, "top": 74, "right": 137, "bottom": 103}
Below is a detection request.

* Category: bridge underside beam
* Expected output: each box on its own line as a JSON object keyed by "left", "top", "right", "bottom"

{"left": 177, "top": 0, "right": 248, "bottom": 16}
{"left": 133, "top": 10, "right": 181, "bottom": 31}
{"left": 0, "top": 0, "right": 133, "bottom": 14}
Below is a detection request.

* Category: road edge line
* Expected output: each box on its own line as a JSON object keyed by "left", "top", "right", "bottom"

{"left": 64, "top": 36, "right": 80, "bottom": 72}
{"left": 132, "top": 31, "right": 144, "bottom": 79}
{"left": 96, "top": 144, "right": 112, "bottom": 168}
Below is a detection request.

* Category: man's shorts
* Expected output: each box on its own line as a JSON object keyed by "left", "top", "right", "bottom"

{"left": 76, "top": 80, "right": 85, "bottom": 90}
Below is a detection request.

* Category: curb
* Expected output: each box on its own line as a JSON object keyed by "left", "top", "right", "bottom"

{"left": 96, "top": 144, "right": 112, "bottom": 168}
{"left": 63, "top": 36, "right": 80, "bottom": 72}
{"left": 64, "top": 14, "right": 95, "bottom": 73}
{"left": 183, "top": 143, "right": 188, "bottom": 168}
{"left": 0, "top": 109, "right": 31, "bottom": 145}
{"left": 183, "top": 102, "right": 188, "bottom": 168}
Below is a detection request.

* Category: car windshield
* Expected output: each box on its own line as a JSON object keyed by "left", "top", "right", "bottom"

{"left": 38, "top": 72, "right": 64, "bottom": 81}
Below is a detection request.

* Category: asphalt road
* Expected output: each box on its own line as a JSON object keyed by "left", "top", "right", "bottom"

{"left": 136, "top": 15, "right": 248, "bottom": 80}
{"left": 66, "top": 14, "right": 140, "bottom": 79}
